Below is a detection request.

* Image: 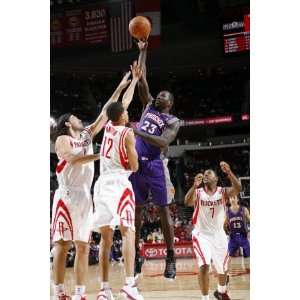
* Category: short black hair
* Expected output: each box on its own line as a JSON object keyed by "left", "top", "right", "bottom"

{"left": 106, "top": 102, "right": 125, "bottom": 122}
{"left": 50, "top": 113, "right": 72, "bottom": 142}
{"left": 157, "top": 90, "right": 174, "bottom": 103}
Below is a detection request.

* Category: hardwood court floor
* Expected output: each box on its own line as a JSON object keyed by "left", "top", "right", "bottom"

{"left": 51, "top": 257, "right": 250, "bottom": 300}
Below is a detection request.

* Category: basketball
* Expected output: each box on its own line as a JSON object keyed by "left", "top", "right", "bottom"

{"left": 129, "top": 16, "right": 151, "bottom": 40}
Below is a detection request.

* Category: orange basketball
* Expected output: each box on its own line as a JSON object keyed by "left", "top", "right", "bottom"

{"left": 129, "top": 16, "right": 151, "bottom": 40}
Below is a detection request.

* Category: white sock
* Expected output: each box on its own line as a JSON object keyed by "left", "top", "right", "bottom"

{"left": 202, "top": 295, "right": 209, "bottom": 300}
{"left": 125, "top": 276, "right": 135, "bottom": 287}
{"left": 54, "top": 284, "right": 64, "bottom": 296}
{"left": 75, "top": 285, "right": 85, "bottom": 295}
{"left": 101, "top": 281, "right": 110, "bottom": 290}
{"left": 217, "top": 284, "right": 227, "bottom": 293}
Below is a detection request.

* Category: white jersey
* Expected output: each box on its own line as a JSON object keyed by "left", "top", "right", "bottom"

{"left": 192, "top": 186, "right": 226, "bottom": 234}
{"left": 99, "top": 121, "right": 132, "bottom": 177}
{"left": 56, "top": 128, "right": 94, "bottom": 190}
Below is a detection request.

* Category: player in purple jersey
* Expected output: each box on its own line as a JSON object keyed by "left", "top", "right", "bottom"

{"left": 224, "top": 196, "right": 250, "bottom": 258}
{"left": 130, "top": 40, "right": 180, "bottom": 279}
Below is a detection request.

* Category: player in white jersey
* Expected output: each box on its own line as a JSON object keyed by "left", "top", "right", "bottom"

{"left": 185, "top": 162, "right": 241, "bottom": 300}
{"left": 93, "top": 62, "right": 144, "bottom": 300}
{"left": 50, "top": 71, "right": 133, "bottom": 300}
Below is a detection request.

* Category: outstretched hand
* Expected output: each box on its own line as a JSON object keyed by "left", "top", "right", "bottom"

{"left": 136, "top": 39, "right": 148, "bottom": 51}
{"left": 193, "top": 173, "right": 204, "bottom": 188}
{"left": 220, "top": 161, "right": 232, "bottom": 174}
{"left": 130, "top": 61, "right": 143, "bottom": 80}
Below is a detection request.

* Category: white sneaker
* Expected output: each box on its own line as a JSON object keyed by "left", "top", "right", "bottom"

{"left": 120, "top": 285, "right": 144, "bottom": 300}
{"left": 96, "top": 289, "right": 115, "bottom": 300}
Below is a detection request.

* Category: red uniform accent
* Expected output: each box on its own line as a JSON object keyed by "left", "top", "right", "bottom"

{"left": 117, "top": 188, "right": 135, "bottom": 215}
{"left": 192, "top": 236, "right": 206, "bottom": 265}
{"left": 52, "top": 199, "right": 74, "bottom": 240}
{"left": 192, "top": 189, "right": 200, "bottom": 225}
{"left": 56, "top": 160, "right": 67, "bottom": 174}
{"left": 119, "top": 128, "right": 130, "bottom": 169}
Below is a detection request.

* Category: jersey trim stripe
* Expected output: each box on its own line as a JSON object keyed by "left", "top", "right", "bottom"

{"left": 192, "top": 189, "right": 201, "bottom": 225}
{"left": 119, "top": 127, "right": 130, "bottom": 169}
{"left": 83, "top": 126, "right": 92, "bottom": 137}
{"left": 192, "top": 236, "right": 206, "bottom": 265}
{"left": 56, "top": 160, "right": 67, "bottom": 174}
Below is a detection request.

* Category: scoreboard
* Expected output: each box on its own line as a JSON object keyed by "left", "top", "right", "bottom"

{"left": 223, "top": 14, "right": 250, "bottom": 54}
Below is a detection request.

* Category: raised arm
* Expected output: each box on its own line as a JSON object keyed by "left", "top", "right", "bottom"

{"left": 122, "top": 61, "right": 142, "bottom": 110}
{"left": 184, "top": 173, "right": 203, "bottom": 207}
{"left": 136, "top": 40, "right": 154, "bottom": 107}
{"left": 88, "top": 72, "right": 131, "bottom": 139}
{"left": 124, "top": 130, "right": 139, "bottom": 172}
{"left": 220, "top": 161, "right": 242, "bottom": 198}
{"left": 55, "top": 136, "right": 100, "bottom": 166}
{"left": 133, "top": 120, "right": 180, "bottom": 148}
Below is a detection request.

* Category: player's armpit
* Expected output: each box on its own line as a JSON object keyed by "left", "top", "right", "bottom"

{"left": 125, "top": 130, "right": 139, "bottom": 172}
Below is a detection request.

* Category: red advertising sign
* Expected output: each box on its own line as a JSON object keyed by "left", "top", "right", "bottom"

{"left": 64, "top": 9, "right": 84, "bottom": 46}
{"left": 51, "top": 5, "right": 109, "bottom": 48}
{"left": 82, "top": 7, "right": 109, "bottom": 44}
{"left": 184, "top": 116, "right": 233, "bottom": 126}
{"left": 142, "top": 242, "right": 194, "bottom": 259}
{"left": 241, "top": 113, "right": 250, "bottom": 121}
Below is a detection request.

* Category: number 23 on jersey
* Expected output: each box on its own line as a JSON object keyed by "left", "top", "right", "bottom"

{"left": 141, "top": 120, "right": 157, "bottom": 134}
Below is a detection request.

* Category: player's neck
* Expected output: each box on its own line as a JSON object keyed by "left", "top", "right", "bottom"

{"left": 204, "top": 184, "right": 217, "bottom": 194}
{"left": 112, "top": 121, "right": 126, "bottom": 126}
{"left": 69, "top": 128, "right": 80, "bottom": 139}
{"left": 231, "top": 204, "right": 240, "bottom": 211}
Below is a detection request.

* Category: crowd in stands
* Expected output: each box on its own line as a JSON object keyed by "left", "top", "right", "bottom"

{"left": 51, "top": 65, "right": 249, "bottom": 123}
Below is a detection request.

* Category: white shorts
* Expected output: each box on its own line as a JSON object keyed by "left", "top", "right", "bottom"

{"left": 51, "top": 187, "right": 93, "bottom": 243}
{"left": 192, "top": 229, "right": 229, "bottom": 274}
{"left": 93, "top": 175, "right": 135, "bottom": 231}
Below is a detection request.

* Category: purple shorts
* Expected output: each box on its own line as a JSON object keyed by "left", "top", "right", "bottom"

{"left": 228, "top": 234, "right": 250, "bottom": 257}
{"left": 129, "top": 159, "right": 174, "bottom": 207}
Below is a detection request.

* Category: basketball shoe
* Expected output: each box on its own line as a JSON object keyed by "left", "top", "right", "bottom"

{"left": 54, "top": 294, "right": 71, "bottom": 300}
{"left": 213, "top": 290, "right": 231, "bottom": 300}
{"left": 163, "top": 256, "right": 176, "bottom": 279}
{"left": 96, "top": 288, "right": 115, "bottom": 300}
{"left": 120, "top": 284, "right": 144, "bottom": 300}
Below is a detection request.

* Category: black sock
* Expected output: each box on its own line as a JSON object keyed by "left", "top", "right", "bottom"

{"left": 136, "top": 247, "right": 140, "bottom": 256}
{"left": 167, "top": 249, "right": 174, "bottom": 258}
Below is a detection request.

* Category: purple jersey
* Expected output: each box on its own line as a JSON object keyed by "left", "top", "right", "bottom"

{"left": 227, "top": 206, "right": 248, "bottom": 237}
{"left": 135, "top": 103, "right": 178, "bottom": 160}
